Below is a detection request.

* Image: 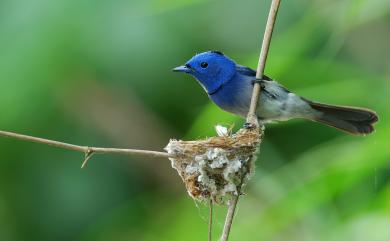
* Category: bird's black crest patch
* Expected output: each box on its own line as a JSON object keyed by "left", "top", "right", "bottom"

{"left": 209, "top": 50, "right": 224, "bottom": 56}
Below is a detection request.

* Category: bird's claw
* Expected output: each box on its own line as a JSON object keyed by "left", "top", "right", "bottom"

{"left": 251, "top": 78, "right": 266, "bottom": 89}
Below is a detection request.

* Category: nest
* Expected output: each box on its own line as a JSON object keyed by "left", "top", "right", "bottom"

{"left": 165, "top": 125, "right": 264, "bottom": 204}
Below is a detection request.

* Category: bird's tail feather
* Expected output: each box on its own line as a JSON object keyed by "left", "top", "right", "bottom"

{"left": 307, "top": 101, "right": 378, "bottom": 135}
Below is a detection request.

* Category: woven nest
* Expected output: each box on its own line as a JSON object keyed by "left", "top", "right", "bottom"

{"left": 165, "top": 125, "right": 264, "bottom": 204}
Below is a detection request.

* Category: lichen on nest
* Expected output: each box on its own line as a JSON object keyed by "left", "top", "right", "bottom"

{"left": 165, "top": 125, "right": 264, "bottom": 204}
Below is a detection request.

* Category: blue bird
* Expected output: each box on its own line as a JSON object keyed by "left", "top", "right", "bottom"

{"left": 173, "top": 51, "right": 378, "bottom": 135}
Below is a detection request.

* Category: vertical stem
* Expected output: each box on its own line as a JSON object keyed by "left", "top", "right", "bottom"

{"left": 209, "top": 199, "right": 214, "bottom": 241}
{"left": 247, "top": 0, "right": 282, "bottom": 124}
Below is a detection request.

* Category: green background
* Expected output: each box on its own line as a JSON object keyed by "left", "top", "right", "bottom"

{"left": 0, "top": 0, "right": 389, "bottom": 240}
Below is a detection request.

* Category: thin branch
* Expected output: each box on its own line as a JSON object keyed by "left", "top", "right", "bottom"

{"left": 247, "top": 0, "right": 282, "bottom": 124}
{"left": 220, "top": 195, "right": 239, "bottom": 241}
{"left": 221, "top": 0, "right": 282, "bottom": 240}
{"left": 209, "top": 199, "right": 214, "bottom": 241}
{"left": 0, "top": 130, "right": 170, "bottom": 166}
{"left": 0, "top": 3, "right": 281, "bottom": 241}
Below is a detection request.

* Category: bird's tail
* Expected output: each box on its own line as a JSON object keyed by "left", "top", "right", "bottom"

{"left": 306, "top": 101, "right": 378, "bottom": 135}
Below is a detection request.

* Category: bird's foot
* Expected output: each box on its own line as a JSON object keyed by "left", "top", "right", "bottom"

{"left": 243, "top": 112, "right": 261, "bottom": 130}
{"left": 244, "top": 114, "right": 259, "bottom": 130}
{"left": 243, "top": 122, "right": 257, "bottom": 130}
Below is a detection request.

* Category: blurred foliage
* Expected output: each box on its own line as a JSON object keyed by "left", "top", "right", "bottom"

{"left": 0, "top": 0, "right": 389, "bottom": 241}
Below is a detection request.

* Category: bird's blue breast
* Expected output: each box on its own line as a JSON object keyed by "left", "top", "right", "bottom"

{"left": 208, "top": 73, "right": 253, "bottom": 117}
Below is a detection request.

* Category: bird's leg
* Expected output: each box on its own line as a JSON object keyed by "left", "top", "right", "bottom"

{"left": 244, "top": 78, "right": 267, "bottom": 129}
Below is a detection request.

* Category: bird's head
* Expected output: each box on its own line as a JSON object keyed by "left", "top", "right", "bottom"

{"left": 173, "top": 51, "right": 236, "bottom": 94}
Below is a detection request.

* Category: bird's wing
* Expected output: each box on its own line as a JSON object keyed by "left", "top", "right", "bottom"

{"left": 236, "top": 65, "right": 256, "bottom": 76}
{"left": 236, "top": 65, "right": 272, "bottom": 80}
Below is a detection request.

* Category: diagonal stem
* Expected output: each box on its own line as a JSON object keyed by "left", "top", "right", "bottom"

{"left": 247, "top": 0, "right": 282, "bottom": 124}
{"left": 221, "top": 1, "right": 282, "bottom": 241}
{"left": 220, "top": 195, "right": 239, "bottom": 241}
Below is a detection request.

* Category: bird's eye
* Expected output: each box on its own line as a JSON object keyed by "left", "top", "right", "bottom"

{"left": 200, "top": 62, "right": 208, "bottom": 68}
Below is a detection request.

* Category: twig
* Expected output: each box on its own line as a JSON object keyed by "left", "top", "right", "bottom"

{"left": 209, "top": 199, "right": 214, "bottom": 241}
{"left": 82, "top": 148, "right": 95, "bottom": 168}
{"left": 0, "top": 130, "right": 170, "bottom": 167}
{"left": 247, "top": 0, "right": 282, "bottom": 124}
{"left": 221, "top": 0, "right": 282, "bottom": 241}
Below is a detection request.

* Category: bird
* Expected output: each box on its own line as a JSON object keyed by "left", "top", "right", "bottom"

{"left": 173, "top": 51, "right": 378, "bottom": 135}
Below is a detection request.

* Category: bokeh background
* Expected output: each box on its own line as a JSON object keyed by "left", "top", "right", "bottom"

{"left": 0, "top": 0, "right": 389, "bottom": 240}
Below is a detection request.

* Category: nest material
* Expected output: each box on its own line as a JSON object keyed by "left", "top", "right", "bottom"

{"left": 165, "top": 125, "right": 264, "bottom": 204}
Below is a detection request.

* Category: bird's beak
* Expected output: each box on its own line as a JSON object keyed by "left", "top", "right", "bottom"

{"left": 172, "top": 65, "right": 191, "bottom": 73}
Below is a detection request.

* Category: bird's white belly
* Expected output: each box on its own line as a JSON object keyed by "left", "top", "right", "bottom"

{"left": 257, "top": 92, "right": 313, "bottom": 121}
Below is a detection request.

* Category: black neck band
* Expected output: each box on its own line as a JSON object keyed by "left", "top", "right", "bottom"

{"left": 208, "top": 84, "right": 224, "bottom": 96}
